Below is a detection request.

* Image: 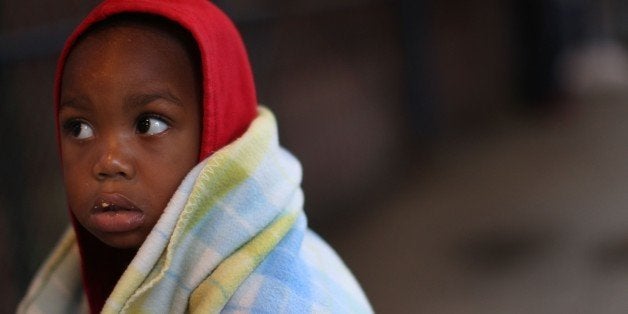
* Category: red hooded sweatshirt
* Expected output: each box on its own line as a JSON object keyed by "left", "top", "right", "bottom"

{"left": 54, "top": 1, "right": 257, "bottom": 312}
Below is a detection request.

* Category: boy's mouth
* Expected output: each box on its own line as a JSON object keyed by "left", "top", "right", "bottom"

{"left": 92, "top": 193, "right": 139, "bottom": 212}
{"left": 89, "top": 193, "right": 145, "bottom": 233}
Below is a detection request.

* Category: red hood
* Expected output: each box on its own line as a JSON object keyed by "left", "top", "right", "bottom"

{"left": 55, "top": 1, "right": 257, "bottom": 312}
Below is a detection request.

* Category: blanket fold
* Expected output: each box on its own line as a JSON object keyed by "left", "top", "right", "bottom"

{"left": 18, "top": 107, "right": 372, "bottom": 313}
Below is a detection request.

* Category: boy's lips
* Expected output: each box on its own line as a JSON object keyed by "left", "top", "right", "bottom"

{"left": 89, "top": 193, "right": 145, "bottom": 233}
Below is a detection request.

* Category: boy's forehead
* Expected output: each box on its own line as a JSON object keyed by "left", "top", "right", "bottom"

{"left": 63, "top": 19, "right": 201, "bottom": 89}
{"left": 75, "top": 14, "right": 198, "bottom": 52}
{"left": 65, "top": 27, "right": 183, "bottom": 79}
{"left": 65, "top": 14, "right": 202, "bottom": 91}
{"left": 79, "top": 23, "right": 180, "bottom": 50}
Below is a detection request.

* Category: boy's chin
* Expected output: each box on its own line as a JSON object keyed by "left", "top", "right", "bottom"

{"left": 95, "top": 231, "right": 147, "bottom": 249}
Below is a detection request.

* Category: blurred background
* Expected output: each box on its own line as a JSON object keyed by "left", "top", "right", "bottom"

{"left": 3, "top": 0, "right": 628, "bottom": 312}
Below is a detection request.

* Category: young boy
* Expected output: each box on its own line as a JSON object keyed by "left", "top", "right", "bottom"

{"left": 18, "top": 0, "right": 372, "bottom": 313}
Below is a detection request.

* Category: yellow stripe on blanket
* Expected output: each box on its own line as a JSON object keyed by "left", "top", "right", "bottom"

{"left": 189, "top": 209, "right": 299, "bottom": 312}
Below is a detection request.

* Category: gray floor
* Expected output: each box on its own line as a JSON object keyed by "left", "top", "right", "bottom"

{"left": 332, "top": 98, "right": 628, "bottom": 313}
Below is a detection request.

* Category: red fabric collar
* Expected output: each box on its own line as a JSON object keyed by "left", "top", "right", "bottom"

{"left": 55, "top": 1, "right": 257, "bottom": 312}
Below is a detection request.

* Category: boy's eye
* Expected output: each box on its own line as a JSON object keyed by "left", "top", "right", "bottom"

{"left": 137, "top": 116, "right": 169, "bottom": 135}
{"left": 65, "top": 120, "right": 94, "bottom": 140}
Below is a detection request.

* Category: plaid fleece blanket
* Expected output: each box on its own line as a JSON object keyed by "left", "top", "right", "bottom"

{"left": 18, "top": 107, "right": 372, "bottom": 313}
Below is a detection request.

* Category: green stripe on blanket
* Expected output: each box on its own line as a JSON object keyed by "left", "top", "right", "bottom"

{"left": 181, "top": 115, "right": 273, "bottom": 235}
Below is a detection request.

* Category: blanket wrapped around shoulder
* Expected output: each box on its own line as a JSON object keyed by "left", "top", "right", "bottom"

{"left": 18, "top": 107, "right": 373, "bottom": 313}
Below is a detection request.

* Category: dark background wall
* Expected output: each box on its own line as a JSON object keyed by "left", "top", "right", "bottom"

{"left": 4, "top": 0, "right": 628, "bottom": 312}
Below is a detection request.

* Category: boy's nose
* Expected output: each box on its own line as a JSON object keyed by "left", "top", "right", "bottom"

{"left": 92, "top": 138, "right": 136, "bottom": 180}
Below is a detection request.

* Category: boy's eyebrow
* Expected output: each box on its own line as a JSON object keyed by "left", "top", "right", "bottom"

{"left": 60, "top": 96, "right": 90, "bottom": 110}
{"left": 59, "top": 91, "right": 183, "bottom": 111}
{"left": 126, "top": 91, "right": 183, "bottom": 110}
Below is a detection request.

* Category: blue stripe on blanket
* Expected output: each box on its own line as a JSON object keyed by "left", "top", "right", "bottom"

{"left": 186, "top": 149, "right": 302, "bottom": 257}
{"left": 235, "top": 214, "right": 371, "bottom": 313}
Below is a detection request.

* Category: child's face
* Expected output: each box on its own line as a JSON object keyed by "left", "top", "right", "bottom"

{"left": 59, "top": 24, "right": 201, "bottom": 248}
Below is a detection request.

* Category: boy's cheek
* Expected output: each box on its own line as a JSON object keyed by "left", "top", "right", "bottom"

{"left": 61, "top": 153, "right": 94, "bottom": 207}
{"left": 61, "top": 156, "right": 88, "bottom": 186}
{"left": 63, "top": 174, "right": 90, "bottom": 213}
